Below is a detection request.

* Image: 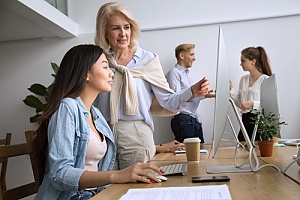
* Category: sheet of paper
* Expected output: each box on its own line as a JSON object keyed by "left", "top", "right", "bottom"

{"left": 119, "top": 184, "right": 232, "bottom": 200}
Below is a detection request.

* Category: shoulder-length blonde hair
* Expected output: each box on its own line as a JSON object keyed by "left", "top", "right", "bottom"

{"left": 95, "top": 2, "right": 140, "bottom": 53}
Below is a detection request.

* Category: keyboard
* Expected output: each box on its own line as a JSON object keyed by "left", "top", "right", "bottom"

{"left": 159, "top": 163, "right": 187, "bottom": 175}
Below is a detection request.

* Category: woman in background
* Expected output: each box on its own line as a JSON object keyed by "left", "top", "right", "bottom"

{"left": 33, "top": 44, "right": 162, "bottom": 200}
{"left": 230, "top": 46, "right": 272, "bottom": 142}
{"left": 94, "top": 2, "right": 210, "bottom": 170}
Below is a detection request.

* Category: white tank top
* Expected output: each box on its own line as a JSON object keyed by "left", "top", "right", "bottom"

{"left": 84, "top": 128, "right": 107, "bottom": 172}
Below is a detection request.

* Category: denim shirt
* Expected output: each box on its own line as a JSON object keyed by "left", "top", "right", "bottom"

{"left": 35, "top": 97, "right": 116, "bottom": 200}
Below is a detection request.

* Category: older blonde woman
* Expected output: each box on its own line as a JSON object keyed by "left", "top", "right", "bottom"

{"left": 94, "top": 2, "right": 210, "bottom": 170}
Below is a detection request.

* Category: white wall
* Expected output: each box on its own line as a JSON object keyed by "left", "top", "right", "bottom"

{"left": 1, "top": 0, "right": 300, "bottom": 198}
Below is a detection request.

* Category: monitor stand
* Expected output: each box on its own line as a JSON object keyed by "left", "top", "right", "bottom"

{"left": 207, "top": 98, "right": 280, "bottom": 174}
{"left": 207, "top": 165, "right": 252, "bottom": 173}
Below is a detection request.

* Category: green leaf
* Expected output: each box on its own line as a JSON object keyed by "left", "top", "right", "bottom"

{"left": 35, "top": 104, "right": 46, "bottom": 113}
{"left": 45, "top": 83, "right": 54, "bottom": 102}
{"left": 24, "top": 62, "right": 60, "bottom": 123}
{"left": 28, "top": 84, "right": 47, "bottom": 96}
{"left": 250, "top": 108, "right": 287, "bottom": 141}
{"left": 30, "top": 114, "right": 42, "bottom": 123}
{"left": 51, "top": 62, "right": 59, "bottom": 78}
{"left": 23, "top": 95, "right": 44, "bottom": 111}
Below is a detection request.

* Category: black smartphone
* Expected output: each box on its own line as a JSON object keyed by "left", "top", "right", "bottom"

{"left": 192, "top": 175, "right": 230, "bottom": 183}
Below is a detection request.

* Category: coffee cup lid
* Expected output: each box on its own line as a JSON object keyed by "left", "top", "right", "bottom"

{"left": 183, "top": 137, "right": 201, "bottom": 143}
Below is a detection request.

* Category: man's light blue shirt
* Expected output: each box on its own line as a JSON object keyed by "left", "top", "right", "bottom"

{"left": 166, "top": 63, "right": 204, "bottom": 121}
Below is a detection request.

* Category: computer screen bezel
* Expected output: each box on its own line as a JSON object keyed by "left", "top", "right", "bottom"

{"left": 211, "top": 26, "right": 230, "bottom": 158}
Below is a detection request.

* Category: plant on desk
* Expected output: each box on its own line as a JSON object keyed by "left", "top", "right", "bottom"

{"left": 251, "top": 109, "right": 287, "bottom": 157}
{"left": 23, "top": 63, "right": 59, "bottom": 123}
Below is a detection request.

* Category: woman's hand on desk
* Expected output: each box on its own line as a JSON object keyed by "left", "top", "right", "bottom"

{"left": 111, "top": 162, "right": 163, "bottom": 184}
{"left": 156, "top": 140, "right": 185, "bottom": 153}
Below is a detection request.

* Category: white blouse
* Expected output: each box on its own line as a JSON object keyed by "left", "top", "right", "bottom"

{"left": 230, "top": 74, "right": 269, "bottom": 114}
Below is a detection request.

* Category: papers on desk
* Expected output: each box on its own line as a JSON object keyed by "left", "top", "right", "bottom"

{"left": 278, "top": 139, "right": 300, "bottom": 147}
{"left": 119, "top": 184, "right": 232, "bottom": 200}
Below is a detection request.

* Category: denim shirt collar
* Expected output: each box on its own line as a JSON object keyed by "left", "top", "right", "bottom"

{"left": 74, "top": 97, "right": 99, "bottom": 121}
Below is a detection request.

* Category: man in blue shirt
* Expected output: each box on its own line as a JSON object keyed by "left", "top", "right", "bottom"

{"left": 166, "top": 44, "right": 213, "bottom": 143}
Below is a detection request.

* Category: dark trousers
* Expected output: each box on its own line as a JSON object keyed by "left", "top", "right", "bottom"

{"left": 238, "top": 112, "right": 260, "bottom": 141}
{"left": 171, "top": 113, "right": 204, "bottom": 143}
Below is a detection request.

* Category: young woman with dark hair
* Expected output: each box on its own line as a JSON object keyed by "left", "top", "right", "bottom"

{"left": 33, "top": 44, "right": 162, "bottom": 200}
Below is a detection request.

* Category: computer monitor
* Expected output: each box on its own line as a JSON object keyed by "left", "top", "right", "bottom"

{"left": 260, "top": 74, "right": 281, "bottom": 138}
{"left": 297, "top": 149, "right": 300, "bottom": 166}
{"left": 211, "top": 26, "right": 229, "bottom": 158}
{"left": 208, "top": 28, "right": 282, "bottom": 173}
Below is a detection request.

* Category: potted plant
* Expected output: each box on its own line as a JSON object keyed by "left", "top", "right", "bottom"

{"left": 23, "top": 63, "right": 59, "bottom": 123}
{"left": 251, "top": 109, "right": 287, "bottom": 157}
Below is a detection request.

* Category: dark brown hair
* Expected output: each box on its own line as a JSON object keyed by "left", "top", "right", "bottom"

{"left": 32, "top": 44, "right": 104, "bottom": 183}
{"left": 241, "top": 46, "right": 272, "bottom": 76}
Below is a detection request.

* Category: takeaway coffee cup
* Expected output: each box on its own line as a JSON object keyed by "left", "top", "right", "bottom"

{"left": 183, "top": 138, "right": 201, "bottom": 162}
